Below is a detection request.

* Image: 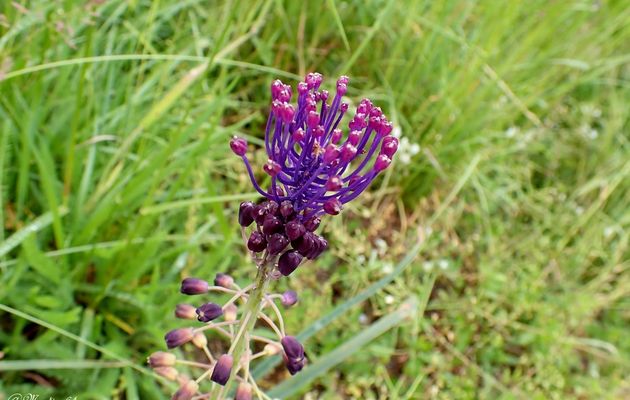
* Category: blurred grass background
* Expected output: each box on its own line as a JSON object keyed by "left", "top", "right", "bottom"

{"left": 0, "top": 0, "right": 629, "bottom": 398}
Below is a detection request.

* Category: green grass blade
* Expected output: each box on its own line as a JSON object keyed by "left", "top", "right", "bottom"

{"left": 268, "top": 296, "right": 423, "bottom": 399}
{"left": 0, "top": 206, "right": 68, "bottom": 259}
{"left": 0, "top": 359, "right": 128, "bottom": 371}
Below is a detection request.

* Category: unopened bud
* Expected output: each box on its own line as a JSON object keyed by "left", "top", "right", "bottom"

{"left": 224, "top": 303, "right": 238, "bottom": 322}
{"left": 172, "top": 380, "right": 199, "bottom": 400}
{"left": 148, "top": 351, "right": 176, "bottom": 367}
{"left": 210, "top": 354, "right": 233, "bottom": 386}
{"left": 192, "top": 332, "right": 207, "bottom": 348}
{"left": 155, "top": 366, "right": 179, "bottom": 381}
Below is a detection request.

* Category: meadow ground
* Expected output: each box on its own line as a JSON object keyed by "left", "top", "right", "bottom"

{"left": 0, "top": 0, "right": 629, "bottom": 399}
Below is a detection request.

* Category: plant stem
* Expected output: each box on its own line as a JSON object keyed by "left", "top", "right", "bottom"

{"left": 219, "top": 263, "right": 272, "bottom": 398}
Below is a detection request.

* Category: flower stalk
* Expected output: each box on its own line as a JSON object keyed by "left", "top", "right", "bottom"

{"left": 150, "top": 72, "right": 397, "bottom": 399}
{"left": 224, "top": 261, "right": 272, "bottom": 393}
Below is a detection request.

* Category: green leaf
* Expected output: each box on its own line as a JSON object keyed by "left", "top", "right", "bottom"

{"left": 268, "top": 296, "right": 424, "bottom": 399}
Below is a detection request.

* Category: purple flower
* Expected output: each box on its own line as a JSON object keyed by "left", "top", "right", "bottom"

{"left": 164, "top": 328, "right": 194, "bottom": 349}
{"left": 196, "top": 302, "right": 223, "bottom": 322}
{"left": 281, "top": 336, "right": 306, "bottom": 375}
{"left": 180, "top": 278, "right": 209, "bottom": 295}
{"left": 211, "top": 354, "right": 233, "bottom": 386}
{"left": 281, "top": 335, "right": 305, "bottom": 361}
{"left": 281, "top": 290, "right": 298, "bottom": 307}
{"left": 230, "top": 73, "right": 397, "bottom": 221}
{"left": 278, "top": 250, "right": 303, "bottom": 276}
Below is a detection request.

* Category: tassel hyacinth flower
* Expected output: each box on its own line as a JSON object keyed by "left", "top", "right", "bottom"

{"left": 150, "top": 73, "right": 397, "bottom": 399}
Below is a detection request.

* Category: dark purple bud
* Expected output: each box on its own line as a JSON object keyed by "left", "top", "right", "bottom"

{"left": 281, "top": 336, "right": 305, "bottom": 361}
{"left": 320, "top": 90, "right": 329, "bottom": 102}
{"left": 262, "top": 214, "right": 283, "bottom": 235}
{"left": 340, "top": 103, "right": 349, "bottom": 113}
{"left": 214, "top": 273, "right": 234, "bottom": 288}
{"left": 263, "top": 159, "right": 281, "bottom": 177}
{"left": 285, "top": 220, "right": 306, "bottom": 241}
{"left": 285, "top": 358, "right": 305, "bottom": 375}
{"left": 278, "top": 250, "right": 303, "bottom": 276}
{"left": 374, "top": 154, "right": 392, "bottom": 172}
{"left": 325, "top": 176, "right": 343, "bottom": 191}
{"left": 229, "top": 136, "right": 247, "bottom": 156}
{"left": 148, "top": 351, "right": 176, "bottom": 367}
{"left": 210, "top": 354, "right": 233, "bottom": 386}
{"left": 180, "top": 278, "right": 209, "bottom": 295}
{"left": 238, "top": 201, "right": 255, "bottom": 227}
{"left": 331, "top": 128, "right": 342, "bottom": 144}
{"left": 252, "top": 204, "right": 268, "bottom": 224}
{"left": 323, "top": 199, "right": 342, "bottom": 215}
{"left": 281, "top": 290, "right": 298, "bottom": 307}
{"left": 307, "top": 235, "right": 328, "bottom": 259}
{"left": 265, "top": 200, "right": 279, "bottom": 216}
{"left": 267, "top": 233, "right": 289, "bottom": 255}
{"left": 340, "top": 143, "right": 357, "bottom": 162}
{"left": 165, "top": 328, "right": 194, "bottom": 349}
{"left": 196, "top": 302, "right": 223, "bottom": 322}
{"left": 280, "top": 200, "right": 295, "bottom": 219}
{"left": 235, "top": 382, "right": 253, "bottom": 400}
{"left": 303, "top": 217, "right": 321, "bottom": 232}
{"left": 172, "top": 380, "right": 199, "bottom": 400}
{"left": 247, "top": 231, "right": 267, "bottom": 252}
{"left": 292, "top": 232, "right": 315, "bottom": 257}
{"left": 175, "top": 304, "right": 197, "bottom": 320}
{"left": 337, "top": 75, "right": 349, "bottom": 85}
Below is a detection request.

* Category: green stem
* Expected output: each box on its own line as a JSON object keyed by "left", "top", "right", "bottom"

{"left": 219, "top": 263, "right": 272, "bottom": 398}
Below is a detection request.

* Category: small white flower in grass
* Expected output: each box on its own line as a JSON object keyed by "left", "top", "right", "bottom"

{"left": 357, "top": 254, "right": 366, "bottom": 264}
{"left": 375, "top": 238, "right": 388, "bottom": 254}
{"left": 603, "top": 226, "right": 615, "bottom": 238}
{"left": 384, "top": 295, "right": 395, "bottom": 305}
{"left": 358, "top": 313, "right": 369, "bottom": 325}
{"left": 438, "top": 259, "right": 449, "bottom": 270}
{"left": 381, "top": 262, "right": 394, "bottom": 274}
{"left": 505, "top": 126, "right": 519, "bottom": 138}
{"left": 575, "top": 206, "right": 584, "bottom": 215}
{"left": 391, "top": 128, "right": 421, "bottom": 165}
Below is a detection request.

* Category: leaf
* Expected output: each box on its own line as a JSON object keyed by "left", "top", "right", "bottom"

{"left": 268, "top": 296, "right": 424, "bottom": 399}
{"left": 0, "top": 206, "right": 68, "bottom": 259}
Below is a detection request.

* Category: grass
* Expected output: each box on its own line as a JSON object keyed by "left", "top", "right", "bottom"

{"left": 0, "top": 0, "right": 629, "bottom": 398}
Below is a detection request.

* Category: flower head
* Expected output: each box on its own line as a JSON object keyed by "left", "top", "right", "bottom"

{"left": 231, "top": 73, "right": 397, "bottom": 220}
